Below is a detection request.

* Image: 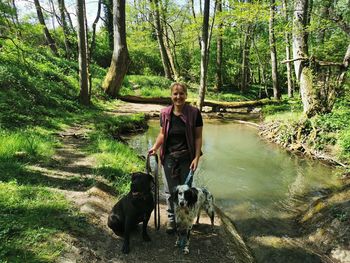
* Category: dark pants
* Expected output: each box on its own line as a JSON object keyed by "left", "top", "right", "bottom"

{"left": 163, "top": 153, "right": 192, "bottom": 223}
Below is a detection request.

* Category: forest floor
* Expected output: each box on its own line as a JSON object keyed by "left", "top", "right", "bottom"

{"left": 28, "top": 102, "right": 252, "bottom": 263}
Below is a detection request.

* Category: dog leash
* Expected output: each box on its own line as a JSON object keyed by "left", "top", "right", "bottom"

{"left": 146, "top": 153, "right": 160, "bottom": 231}
{"left": 184, "top": 170, "right": 194, "bottom": 186}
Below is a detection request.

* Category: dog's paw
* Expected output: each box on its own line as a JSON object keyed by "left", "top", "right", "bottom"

{"left": 122, "top": 243, "right": 130, "bottom": 254}
{"left": 142, "top": 233, "right": 151, "bottom": 242}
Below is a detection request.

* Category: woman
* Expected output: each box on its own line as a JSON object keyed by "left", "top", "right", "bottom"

{"left": 148, "top": 82, "right": 203, "bottom": 234}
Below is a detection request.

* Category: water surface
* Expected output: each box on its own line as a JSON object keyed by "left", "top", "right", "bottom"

{"left": 128, "top": 119, "right": 341, "bottom": 262}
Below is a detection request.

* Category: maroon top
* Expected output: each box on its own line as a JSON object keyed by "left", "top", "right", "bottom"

{"left": 160, "top": 104, "right": 203, "bottom": 164}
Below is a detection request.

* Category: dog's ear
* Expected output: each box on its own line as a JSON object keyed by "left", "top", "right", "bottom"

{"left": 187, "top": 188, "right": 198, "bottom": 208}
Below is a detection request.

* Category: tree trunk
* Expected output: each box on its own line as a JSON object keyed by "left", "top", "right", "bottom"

{"left": 150, "top": 0, "right": 173, "bottom": 80}
{"left": 49, "top": 0, "right": 57, "bottom": 30}
{"left": 215, "top": 0, "right": 223, "bottom": 91}
{"left": 241, "top": 24, "right": 252, "bottom": 93}
{"left": 90, "top": 0, "right": 102, "bottom": 58}
{"left": 65, "top": 6, "right": 75, "bottom": 33}
{"left": 33, "top": 0, "right": 58, "bottom": 56}
{"left": 103, "top": 0, "right": 114, "bottom": 50}
{"left": 160, "top": 2, "right": 179, "bottom": 80}
{"left": 282, "top": 0, "right": 294, "bottom": 98}
{"left": 58, "top": 0, "right": 72, "bottom": 58}
{"left": 197, "top": 0, "right": 210, "bottom": 111}
{"left": 252, "top": 37, "right": 269, "bottom": 98}
{"left": 293, "top": 0, "right": 318, "bottom": 117}
{"left": 339, "top": 43, "right": 350, "bottom": 86}
{"left": 102, "top": 0, "right": 130, "bottom": 98}
{"left": 77, "top": 0, "right": 89, "bottom": 105}
{"left": 269, "top": 0, "right": 280, "bottom": 99}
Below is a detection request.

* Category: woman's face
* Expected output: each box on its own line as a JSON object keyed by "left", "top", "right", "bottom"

{"left": 171, "top": 85, "right": 187, "bottom": 107}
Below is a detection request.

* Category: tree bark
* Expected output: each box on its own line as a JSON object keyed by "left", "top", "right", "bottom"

{"left": 149, "top": 0, "right": 173, "bottom": 80}
{"left": 197, "top": 0, "right": 210, "bottom": 110}
{"left": 102, "top": 0, "right": 130, "bottom": 98}
{"left": 77, "top": 0, "right": 89, "bottom": 105}
{"left": 269, "top": 0, "right": 280, "bottom": 99}
{"left": 282, "top": 0, "right": 294, "bottom": 98}
{"left": 215, "top": 0, "right": 223, "bottom": 91}
{"left": 33, "top": 0, "right": 58, "bottom": 56}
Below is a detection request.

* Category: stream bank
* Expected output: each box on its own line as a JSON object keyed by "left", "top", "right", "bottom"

{"left": 259, "top": 119, "right": 350, "bottom": 263}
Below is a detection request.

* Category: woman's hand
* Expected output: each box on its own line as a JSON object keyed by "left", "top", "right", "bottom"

{"left": 190, "top": 157, "right": 200, "bottom": 172}
{"left": 148, "top": 147, "right": 157, "bottom": 155}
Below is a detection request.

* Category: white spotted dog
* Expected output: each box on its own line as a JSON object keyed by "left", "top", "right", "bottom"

{"left": 173, "top": 184, "right": 215, "bottom": 254}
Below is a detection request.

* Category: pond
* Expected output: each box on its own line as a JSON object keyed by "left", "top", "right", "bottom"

{"left": 128, "top": 119, "right": 341, "bottom": 262}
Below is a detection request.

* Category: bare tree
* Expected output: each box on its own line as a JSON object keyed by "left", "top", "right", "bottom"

{"left": 77, "top": 0, "right": 89, "bottom": 105}
{"left": 102, "top": 0, "right": 130, "bottom": 98}
{"left": 33, "top": 0, "right": 58, "bottom": 56}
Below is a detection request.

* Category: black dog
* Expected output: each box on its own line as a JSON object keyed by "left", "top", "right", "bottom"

{"left": 107, "top": 172, "right": 154, "bottom": 254}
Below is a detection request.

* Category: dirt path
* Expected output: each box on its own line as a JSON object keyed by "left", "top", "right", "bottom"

{"left": 28, "top": 102, "right": 253, "bottom": 263}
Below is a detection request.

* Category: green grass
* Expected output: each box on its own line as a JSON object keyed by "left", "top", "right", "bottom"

{"left": 0, "top": 130, "right": 56, "bottom": 162}
{"left": 0, "top": 181, "right": 88, "bottom": 263}
{"left": 85, "top": 114, "right": 146, "bottom": 193}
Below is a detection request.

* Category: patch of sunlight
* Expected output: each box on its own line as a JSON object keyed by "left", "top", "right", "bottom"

{"left": 252, "top": 236, "right": 295, "bottom": 249}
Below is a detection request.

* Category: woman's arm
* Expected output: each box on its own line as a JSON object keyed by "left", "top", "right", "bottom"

{"left": 148, "top": 128, "right": 164, "bottom": 155}
{"left": 190, "top": 126, "right": 203, "bottom": 171}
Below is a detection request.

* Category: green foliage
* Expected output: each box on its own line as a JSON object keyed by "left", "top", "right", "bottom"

{"left": 91, "top": 30, "right": 112, "bottom": 68}
{"left": 339, "top": 130, "right": 350, "bottom": 159}
{"left": 0, "top": 44, "right": 83, "bottom": 129}
{"left": 128, "top": 49, "right": 164, "bottom": 76}
{"left": 121, "top": 75, "right": 172, "bottom": 96}
{"left": 262, "top": 98, "right": 303, "bottom": 116}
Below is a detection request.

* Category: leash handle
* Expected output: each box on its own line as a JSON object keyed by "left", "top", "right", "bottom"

{"left": 184, "top": 170, "right": 194, "bottom": 186}
{"left": 146, "top": 153, "right": 160, "bottom": 231}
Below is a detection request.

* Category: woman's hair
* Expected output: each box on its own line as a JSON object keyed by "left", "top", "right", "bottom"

{"left": 170, "top": 82, "right": 188, "bottom": 95}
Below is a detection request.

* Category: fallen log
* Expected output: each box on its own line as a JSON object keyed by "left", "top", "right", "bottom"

{"left": 118, "top": 95, "right": 280, "bottom": 111}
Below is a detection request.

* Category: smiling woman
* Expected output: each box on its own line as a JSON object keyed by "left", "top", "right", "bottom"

{"left": 148, "top": 82, "right": 203, "bottom": 234}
